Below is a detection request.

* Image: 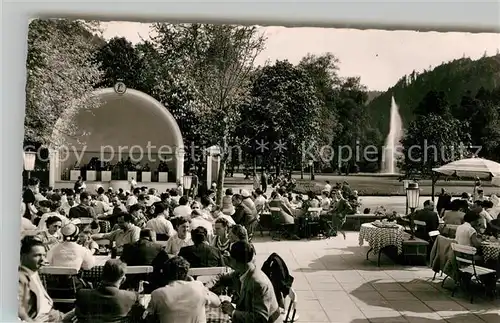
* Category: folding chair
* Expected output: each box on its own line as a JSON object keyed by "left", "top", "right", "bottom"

{"left": 324, "top": 211, "right": 347, "bottom": 240}
{"left": 78, "top": 217, "right": 94, "bottom": 226}
{"left": 127, "top": 266, "right": 154, "bottom": 275}
{"left": 450, "top": 243, "right": 496, "bottom": 303}
{"left": 123, "top": 266, "right": 154, "bottom": 291}
{"left": 188, "top": 266, "right": 229, "bottom": 277}
{"left": 258, "top": 211, "right": 273, "bottom": 237}
{"left": 40, "top": 266, "right": 80, "bottom": 305}
{"left": 255, "top": 208, "right": 266, "bottom": 237}
{"left": 431, "top": 235, "right": 455, "bottom": 284}
{"left": 414, "top": 220, "right": 426, "bottom": 228}
{"left": 188, "top": 266, "right": 230, "bottom": 284}
{"left": 304, "top": 207, "right": 322, "bottom": 239}
{"left": 284, "top": 288, "right": 298, "bottom": 322}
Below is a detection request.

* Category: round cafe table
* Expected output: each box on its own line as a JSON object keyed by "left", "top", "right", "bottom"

{"left": 359, "top": 222, "right": 404, "bottom": 267}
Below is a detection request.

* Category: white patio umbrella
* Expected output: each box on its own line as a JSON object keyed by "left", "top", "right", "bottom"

{"left": 432, "top": 157, "right": 500, "bottom": 179}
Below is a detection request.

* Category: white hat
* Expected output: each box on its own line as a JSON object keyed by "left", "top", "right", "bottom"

{"left": 240, "top": 189, "right": 250, "bottom": 198}
{"left": 61, "top": 223, "right": 79, "bottom": 238}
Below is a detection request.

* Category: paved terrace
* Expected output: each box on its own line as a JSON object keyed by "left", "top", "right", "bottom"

{"left": 251, "top": 233, "right": 499, "bottom": 323}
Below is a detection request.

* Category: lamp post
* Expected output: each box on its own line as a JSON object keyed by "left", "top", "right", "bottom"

{"left": 183, "top": 175, "right": 193, "bottom": 198}
{"left": 308, "top": 159, "right": 315, "bottom": 180}
{"left": 23, "top": 151, "right": 36, "bottom": 180}
{"left": 406, "top": 182, "right": 420, "bottom": 240}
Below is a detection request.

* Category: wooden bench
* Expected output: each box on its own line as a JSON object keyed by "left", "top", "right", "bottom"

{"left": 346, "top": 214, "right": 385, "bottom": 230}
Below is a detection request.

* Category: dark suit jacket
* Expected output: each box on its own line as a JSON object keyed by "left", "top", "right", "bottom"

{"left": 178, "top": 243, "right": 225, "bottom": 268}
{"left": 120, "top": 239, "right": 163, "bottom": 266}
{"left": 69, "top": 204, "right": 96, "bottom": 219}
{"left": 232, "top": 265, "right": 281, "bottom": 323}
{"left": 232, "top": 204, "right": 257, "bottom": 227}
{"left": 75, "top": 284, "right": 140, "bottom": 323}
{"left": 413, "top": 208, "right": 440, "bottom": 239}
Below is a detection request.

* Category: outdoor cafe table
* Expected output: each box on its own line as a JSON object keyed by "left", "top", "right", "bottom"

{"left": 358, "top": 222, "right": 405, "bottom": 266}
{"left": 80, "top": 255, "right": 110, "bottom": 284}
{"left": 482, "top": 241, "right": 500, "bottom": 263}
{"left": 94, "top": 255, "right": 110, "bottom": 266}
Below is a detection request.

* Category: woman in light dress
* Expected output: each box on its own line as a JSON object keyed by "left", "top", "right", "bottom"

{"left": 36, "top": 215, "right": 63, "bottom": 251}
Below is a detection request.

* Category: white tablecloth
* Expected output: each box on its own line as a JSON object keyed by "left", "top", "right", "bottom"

{"left": 94, "top": 255, "right": 111, "bottom": 266}
{"left": 358, "top": 223, "right": 404, "bottom": 254}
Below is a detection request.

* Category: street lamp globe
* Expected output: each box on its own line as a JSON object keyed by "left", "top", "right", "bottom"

{"left": 406, "top": 182, "right": 420, "bottom": 209}
{"left": 23, "top": 151, "right": 36, "bottom": 172}
{"left": 183, "top": 175, "right": 193, "bottom": 191}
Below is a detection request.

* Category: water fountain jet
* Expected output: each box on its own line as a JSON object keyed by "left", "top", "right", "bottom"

{"left": 381, "top": 96, "right": 404, "bottom": 174}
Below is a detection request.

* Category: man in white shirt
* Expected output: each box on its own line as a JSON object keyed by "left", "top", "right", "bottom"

{"left": 92, "top": 197, "right": 113, "bottom": 217}
{"left": 47, "top": 224, "right": 95, "bottom": 270}
{"left": 253, "top": 188, "right": 268, "bottom": 215}
{"left": 170, "top": 191, "right": 181, "bottom": 204}
{"left": 129, "top": 177, "right": 137, "bottom": 191}
{"left": 19, "top": 237, "right": 75, "bottom": 322}
{"left": 146, "top": 188, "right": 161, "bottom": 207}
{"left": 164, "top": 218, "right": 193, "bottom": 256}
{"left": 472, "top": 200, "right": 492, "bottom": 233}
{"left": 324, "top": 180, "right": 332, "bottom": 193}
{"left": 190, "top": 210, "right": 214, "bottom": 237}
{"left": 92, "top": 213, "right": 141, "bottom": 254}
{"left": 96, "top": 186, "right": 110, "bottom": 205}
{"left": 146, "top": 256, "right": 220, "bottom": 323}
{"left": 59, "top": 191, "right": 78, "bottom": 217}
{"left": 172, "top": 196, "right": 192, "bottom": 218}
{"left": 146, "top": 203, "right": 175, "bottom": 238}
{"left": 475, "top": 189, "right": 488, "bottom": 202}
{"left": 126, "top": 188, "right": 141, "bottom": 208}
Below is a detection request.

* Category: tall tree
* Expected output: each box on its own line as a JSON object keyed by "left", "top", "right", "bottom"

{"left": 414, "top": 90, "right": 451, "bottom": 117}
{"left": 241, "top": 60, "right": 321, "bottom": 175}
{"left": 134, "top": 40, "right": 204, "bottom": 172}
{"left": 25, "top": 19, "right": 103, "bottom": 149}
{"left": 332, "top": 77, "right": 370, "bottom": 173}
{"left": 151, "top": 23, "right": 266, "bottom": 204}
{"left": 398, "top": 113, "right": 470, "bottom": 199}
{"left": 298, "top": 53, "right": 341, "bottom": 172}
{"left": 93, "top": 37, "right": 144, "bottom": 89}
{"left": 454, "top": 88, "right": 500, "bottom": 161}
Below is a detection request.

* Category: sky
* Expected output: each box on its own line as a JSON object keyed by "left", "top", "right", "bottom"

{"left": 101, "top": 21, "right": 500, "bottom": 91}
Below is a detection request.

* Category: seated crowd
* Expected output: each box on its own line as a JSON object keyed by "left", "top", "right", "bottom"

{"left": 406, "top": 189, "right": 499, "bottom": 271}
{"left": 413, "top": 189, "right": 500, "bottom": 242}
{"left": 18, "top": 177, "right": 296, "bottom": 322}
